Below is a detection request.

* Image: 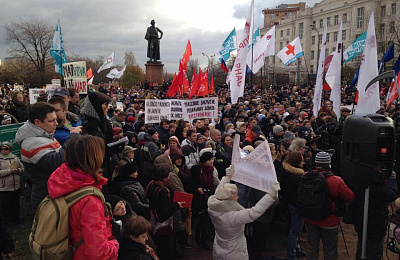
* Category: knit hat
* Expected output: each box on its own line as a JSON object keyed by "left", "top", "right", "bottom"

{"left": 283, "top": 131, "right": 296, "bottom": 142}
{"left": 315, "top": 152, "right": 331, "bottom": 165}
{"left": 236, "top": 122, "right": 246, "bottom": 131}
{"left": 199, "top": 148, "right": 213, "bottom": 163}
{"left": 122, "top": 145, "right": 136, "bottom": 156}
{"left": 105, "top": 195, "right": 123, "bottom": 211}
{"left": 226, "top": 128, "right": 236, "bottom": 136}
{"left": 1, "top": 115, "right": 11, "bottom": 125}
{"left": 0, "top": 141, "right": 13, "bottom": 150}
{"left": 112, "top": 127, "right": 122, "bottom": 136}
{"left": 273, "top": 125, "right": 284, "bottom": 134}
{"left": 146, "top": 128, "right": 157, "bottom": 136}
{"left": 216, "top": 183, "right": 238, "bottom": 200}
{"left": 126, "top": 116, "right": 135, "bottom": 122}
{"left": 137, "top": 132, "right": 146, "bottom": 141}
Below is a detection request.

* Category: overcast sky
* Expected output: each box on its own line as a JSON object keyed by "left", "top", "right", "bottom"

{"left": 0, "top": 0, "right": 319, "bottom": 74}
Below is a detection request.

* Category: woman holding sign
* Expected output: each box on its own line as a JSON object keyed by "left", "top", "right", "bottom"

{"left": 207, "top": 165, "right": 280, "bottom": 260}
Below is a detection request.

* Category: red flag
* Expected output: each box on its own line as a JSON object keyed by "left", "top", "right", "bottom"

{"left": 188, "top": 69, "right": 199, "bottom": 99}
{"left": 182, "top": 40, "right": 192, "bottom": 70}
{"left": 182, "top": 66, "right": 189, "bottom": 95}
{"left": 221, "top": 58, "right": 228, "bottom": 73}
{"left": 323, "top": 54, "right": 333, "bottom": 75}
{"left": 86, "top": 68, "right": 93, "bottom": 79}
{"left": 386, "top": 71, "right": 400, "bottom": 108}
{"left": 323, "top": 82, "right": 331, "bottom": 91}
{"left": 197, "top": 68, "right": 209, "bottom": 97}
{"left": 209, "top": 75, "right": 215, "bottom": 94}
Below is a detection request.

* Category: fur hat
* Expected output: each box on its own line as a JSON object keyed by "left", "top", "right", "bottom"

{"left": 199, "top": 148, "right": 213, "bottom": 163}
{"left": 216, "top": 183, "right": 238, "bottom": 200}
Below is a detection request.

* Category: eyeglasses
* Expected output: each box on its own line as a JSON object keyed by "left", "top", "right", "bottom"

{"left": 0, "top": 148, "right": 10, "bottom": 151}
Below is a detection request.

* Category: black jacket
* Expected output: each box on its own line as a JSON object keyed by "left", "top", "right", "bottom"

{"left": 118, "top": 236, "right": 154, "bottom": 260}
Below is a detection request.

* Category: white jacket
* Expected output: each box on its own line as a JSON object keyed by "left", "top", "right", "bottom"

{"left": 181, "top": 139, "right": 199, "bottom": 169}
{"left": 208, "top": 177, "right": 275, "bottom": 260}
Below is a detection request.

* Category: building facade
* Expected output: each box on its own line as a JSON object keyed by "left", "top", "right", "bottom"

{"left": 261, "top": 0, "right": 399, "bottom": 85}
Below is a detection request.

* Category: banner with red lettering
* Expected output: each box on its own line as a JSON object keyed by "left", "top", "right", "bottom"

{"left": 62, "top": 61, "right": 88, "bottom": 94}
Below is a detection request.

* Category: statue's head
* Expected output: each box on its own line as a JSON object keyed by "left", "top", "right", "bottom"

{"left": 151, "top": 19, "right": 155, "bottom": 25}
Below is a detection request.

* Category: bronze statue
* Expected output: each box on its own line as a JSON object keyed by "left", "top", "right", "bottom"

{"left": 145, "top": 19, "right": 163, "bottom": 62}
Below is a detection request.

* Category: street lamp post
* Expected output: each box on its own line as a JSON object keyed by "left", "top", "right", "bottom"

{"left": 202, "top": 53, "right": 215, "bottom": 81}
{"left": 310, "top": 24, "right": 320, "bottom": 71}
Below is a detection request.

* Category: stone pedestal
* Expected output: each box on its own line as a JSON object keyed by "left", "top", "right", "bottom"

{"left": 145, "top": 62, "right": 164, "bottom": 86}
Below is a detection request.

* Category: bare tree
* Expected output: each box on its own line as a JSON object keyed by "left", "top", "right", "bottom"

{"left": 124, "top": 51, "right": 137, "bottom": 66}
{"left": 5, "top": 19, "right": 54, "bottom": 85}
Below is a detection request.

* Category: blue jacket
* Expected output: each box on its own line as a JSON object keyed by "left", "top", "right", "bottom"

{"left": 54, "top": 116, "right": 82, "bottom": 146}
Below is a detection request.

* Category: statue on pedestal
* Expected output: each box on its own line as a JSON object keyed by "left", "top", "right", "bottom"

{"left": 145, "top": 19, "right": 163, "bottom": 62}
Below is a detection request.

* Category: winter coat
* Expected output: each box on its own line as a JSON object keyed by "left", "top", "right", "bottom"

{"left": 304, "top": 169, "right": 355, "bottom": 228}
{"left": 208, "top": 177, "right": 275, "bottom": 260}
{"left": 118, "top": 236, "right": 158, "bottom": 260}
{"left": 54, "top": 112, "right": 82, "bottom": 146}
{"left": 191, "top": 164, "right": 220, "bottom": 214}
{"left": 146, "top": 181, "right": 180, "bottom": 223}
{"left": 141, "top": 134, "right": 165, "bottom": 184}
{"left": 242, "top": 130, "right": 256, "bottom": 147}
{"left": 0, "top": 153, "right": 24, "bottom": 192}
{"left": 247, "top": 187, "right": 276, "bottom": 224}
{"left": 7, "top": 102, "right": 29, "bottom": 123}
{"left": 47, "top": 164, "right": 118, "bottom": 260}
{"left": 15, "top": 120, "right": 77, "bottom": 209}
{"left": 111, "top": 115, "right": 123, "bottom": 128}
{"left": 169, "top": 147, "right": 192, "bottom": 192}
{"left": 279, "top": 161, "right": 304, "bottom": 206}
{"left": 215, "top": 142, "right": 233, "bottom": 179}
{"left": 181, "top": 139, "right": 200, "bottom": 169}
{"left": 157, "top": 126, "right": 170, "bottom": 147}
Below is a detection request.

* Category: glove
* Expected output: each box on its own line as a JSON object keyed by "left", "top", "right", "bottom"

{"left": 226, "top": 165, "right": 234, "bottom": 178}
{"left": 268, "top": 182, "right": 281, "bottom": 198}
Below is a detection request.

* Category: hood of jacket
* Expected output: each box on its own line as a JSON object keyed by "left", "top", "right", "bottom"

{"left": 66, "top": 111, "right": 79, "bottom": 123}
{"left": 208, "top": 194, "right": 244, "bottom": 214}
{"left": 168, "top": 136, "right": 181, "bottom": 149}
{"left": 80, "top": 94, "right": 100, "bottom": 121}
{"left": 15, "top": 120, "right": 55, "bottom": 144}
{"left": 282, "top": 161, "right": 304, "bottom": 175}
{"left": 48, "top": 163, "right": 107, "bottom": 198}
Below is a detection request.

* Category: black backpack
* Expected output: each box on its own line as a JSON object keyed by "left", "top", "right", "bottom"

{"left": 296, "top": 170, "right": 333, "bottom": 220}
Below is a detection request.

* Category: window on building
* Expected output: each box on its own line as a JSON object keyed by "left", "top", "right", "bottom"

{"left": 320, "top": 19, "right": 323, "bottom": 28}
{"left": 327, "top": 17, "right": 331, "bottom": 27}
{"left": 325, "top": 48, "right": 329, "bottom": 58}
{"left": 280, "top": 42, "right": 283, "bottom": 50}
{"left": 311, "top": 50, "right": 315, "bottom": 60}
{"left": 334, "top": 32, "right": 338, "bottom": 41}
{"left": 380, "top": 24, "right": 385, "bottom": 35}
{"left": 326, "top": 33, "right": 330, "bottom": 42}
{"left": 392, "top": 3, "right": 397, "bottom": 15}
{"left": 313, "top": 20, "right": 316, "bottom": 27}
{"left": 310, "top": 65, "right": 314, "bottom": 74}
{"left": 287, "top": 41, "right": 289, "bottom": 45}
{"left": 318, "top": 35, "right": 322, "bottom": 44}
{"left": 299, "top": 22, "right": 304, "bottom": 39}
{"left": 334, "top": 15, "right": 339, "bottom": 25}
{"left": 280, "top": 30, "right": 283, "bottom": 38}
{"left": 287, "top": 29, "right": 290, "bottom": 36}
{"left": 271, "top": 14, "right": 275, "bottom": 19}
{"left": 390, "top": 22, "right": 395, "bottom": 33}
{"left": 357, "top": 7, "right": 364, "bottom": 28}
{"left": 288, "top": 13, "right": 292, "bottom": 18}
{"left": 343, "top": 13, "right": 347, "bottom": 23}
{"left": 342, "top": 30, "right": 346, "bottom": 40}
{"left": 381, "top": 5, "right": 386, "bottom": 17}
{"left": 312, "top": 36, "right": 316, "bottom": 45}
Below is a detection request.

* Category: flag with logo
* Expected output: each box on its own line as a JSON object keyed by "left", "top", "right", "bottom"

{"left": 327, "top": 23, "right": 343, "bottom": 121}
{"left": 197, "top": 68, "right": 209, "bottom": 97}
{"left": 229, "top": 0, "right": 254, "bottom": 104}
{"left": 343, "top": 32, "right": 366, "bottom": 64}
{"left": 50, "top": 20, "right": 67, "bottom": 76}
{"left": 218, "top": 28, "right": 237, "bottom": 61}
{"left": 277, "top": 37, "right": 304, "bottom": 67}
{"left": 312, "top": 21, "right": 328, "bottom": 117}
{"left": 116, "top": 65, "right": 126, "bottom": 79}
{"left": 182, "top": 40, "right": 192, "bottom": 70}
{"left": 247, "top": 26, "right": 275, "bottom": 74}
{"left": 106, "top": 68, "right": 119, "bottom": 79}
{"left": 97, "top": 52, "right": 115, "bottom": 73}
{"left": 355, "top": 12, "right": 380, "bottom": 114}
{"left": 247, "top": 27, "right": 260, "bottom": 52}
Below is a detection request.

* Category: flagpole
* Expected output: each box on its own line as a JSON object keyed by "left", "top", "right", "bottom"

{"left": 303, "top": 56, "right": 311, "bottom": 86}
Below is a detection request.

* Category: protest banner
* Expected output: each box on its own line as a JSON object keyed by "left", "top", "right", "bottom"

{"left": 51, "top": 79, "right": 61, "bottom": 86}
{"left": 28, "top": 89, "right": 47, "bottom": 104}
{"left": 62, "top": 61, "right": 87, "bottom": 94}
{"left": 231, "top": 134, "right": 277, "bottom": 193}
{"left": 0, "top": 123, "right": 24, "bottom": 158}
{"left": 145, "top": 97, "right": 218, "bottom": 124}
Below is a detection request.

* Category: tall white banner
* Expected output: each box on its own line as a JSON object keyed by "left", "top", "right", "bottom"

{"left": 229, "top": 0, "right": 253, "bottom": 104}
{"left": 247, "top": 26, "right": 275, "bottom": 74}
{"left": 231, "top": 135, "right": 277, "bottom": 193}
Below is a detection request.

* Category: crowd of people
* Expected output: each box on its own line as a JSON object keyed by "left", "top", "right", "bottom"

{"left": 0, "top": 81, "right": 399, "bottom": 259}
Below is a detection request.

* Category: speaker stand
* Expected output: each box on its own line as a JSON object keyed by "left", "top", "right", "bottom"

{"left": 361, "top": 186, "right": 369, "bottom": 259}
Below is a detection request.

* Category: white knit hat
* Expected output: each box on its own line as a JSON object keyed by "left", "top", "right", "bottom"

{"left": 216, "top": 183, "right": 238, "bottom": 200}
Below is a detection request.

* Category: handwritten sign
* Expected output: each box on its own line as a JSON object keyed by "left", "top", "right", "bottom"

{"left": 62, "top": 61, "right": 87, "bottom": 94}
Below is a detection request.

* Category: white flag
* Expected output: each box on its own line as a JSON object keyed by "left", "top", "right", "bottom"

{"left": 106, "top": 68, "right": 119, "bottom": 79}
{"left": 355, "top": 12, "right": 380, "bottom": 114}
{"left": 312, "top": 22, "right": 328, "bottom": 117}
{"left": 116, "top": 65, "right": 126, "bottom": 79}
{"left": 277, "top": 37, "right": 304, "bottom": 67}
{"left": 229, "top": 0, "right": 253, "bottom": 104}
{"left": 246, "top": 26, "right": 275, "bottom": 74}
{"left": 88, "top": 76, "right": 94, "bottom": 85}
{"left": 97, "top": 52, "right": 115, "bottom": 73}
{"left": 327, "top": 23, "right": 343, "bottom": 121}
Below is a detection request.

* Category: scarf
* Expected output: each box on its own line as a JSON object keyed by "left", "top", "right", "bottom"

{"left": 200, "top": 164, "right": 214, "bottom": 191}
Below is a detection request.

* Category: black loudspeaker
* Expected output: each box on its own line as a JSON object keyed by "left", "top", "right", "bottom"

{"left": 341, "top": 114, "right": 396, "bottom": 185}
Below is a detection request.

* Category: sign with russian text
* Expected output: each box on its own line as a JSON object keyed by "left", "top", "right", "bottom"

{"left": 145, "top": 97, "right": 218, "bottom": 124}
{"left": 62, "top": 61, "right": 87, "bottom": 94}
{"left": 231, "top": 134, "right": 277, "bottom": 193}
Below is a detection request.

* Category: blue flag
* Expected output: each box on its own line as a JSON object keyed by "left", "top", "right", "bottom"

{"left": 218, "top": 28, "right": 237, "bottom": 61}
{"left": 343, "top": 32, "right": 366, "bottom": 64}
{"left": 50, "top": 20, "right": 67, "bottom": 76}
{"left": 393, "top": 55, "right": 400, "bottom": 75}
{"left": 378, "top": 44, "right": 395, "bottom": 72}
{"left": 350, "top": 66, "right": 360, "bottom": 88}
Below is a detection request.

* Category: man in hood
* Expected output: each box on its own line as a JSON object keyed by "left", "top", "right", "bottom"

{"left": 15, "top": 102, "right": 81, "bottom": 209}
